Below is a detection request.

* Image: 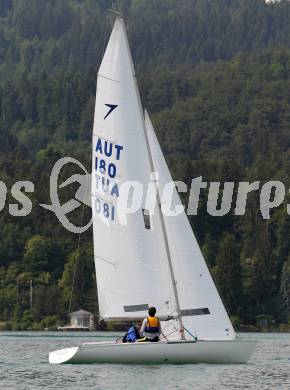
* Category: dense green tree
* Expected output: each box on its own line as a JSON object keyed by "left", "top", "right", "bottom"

{"left": 59, "top": 243, "right": 97, "bottom": 315}
{"left": 22, "top": 235, "right": 51, "bottom": 274}
{"left": 280, "top": 256, "right": 290, "bottom": 323}
{"left": 214, "top": 233, "right": 243, "bottom": 316}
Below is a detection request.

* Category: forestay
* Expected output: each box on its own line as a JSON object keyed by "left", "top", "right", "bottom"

{"left": 145, "top": 111, "right": 236, "bottom": 341}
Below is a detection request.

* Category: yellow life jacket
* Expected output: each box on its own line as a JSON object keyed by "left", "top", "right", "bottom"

{"left": 145, "top": 316, "right": 160, "bottom": 333}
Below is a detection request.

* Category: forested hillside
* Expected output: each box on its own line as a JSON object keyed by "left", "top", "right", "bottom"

{"left": 1, "top": 0, "right": 290, "bottom": 78}
{"left": 1, "top": 0, "right": 290, "bottom": 330}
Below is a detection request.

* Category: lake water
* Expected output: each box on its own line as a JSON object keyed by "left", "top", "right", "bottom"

{"left": 0, "top": 332, "right": 290, "bottom": 389}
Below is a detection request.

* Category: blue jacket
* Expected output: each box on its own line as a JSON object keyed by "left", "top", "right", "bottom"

{"left": 125, "top": 326, "right": 139, "bottom": 342}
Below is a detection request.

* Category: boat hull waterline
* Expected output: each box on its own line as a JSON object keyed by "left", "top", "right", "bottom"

{"left": 49, "top": 339, "right": 256, "bottom": 364}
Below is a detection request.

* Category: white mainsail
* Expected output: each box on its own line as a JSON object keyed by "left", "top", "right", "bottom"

{"left": 92, "top": 18, "right": 176, "bottom": 321}
{"left": 145, "top": 110, "right": 235, "bottom": 341}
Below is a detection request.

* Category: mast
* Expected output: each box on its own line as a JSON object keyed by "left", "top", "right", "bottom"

{"left": 142, "top": 113, "right": 186, "bottom": 341}
{"left": 117, "top": 17, "right": 186, "bottom": 340}
{"left": 141, "top": 117, "right": 186, "bottom": 340}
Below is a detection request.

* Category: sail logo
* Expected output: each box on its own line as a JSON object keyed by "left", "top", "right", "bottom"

{"left": 104, "top": 103, "right": 118, "bottom": 119}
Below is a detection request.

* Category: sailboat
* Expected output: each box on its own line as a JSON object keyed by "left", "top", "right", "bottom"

{"left": 49, "top": 17, "right": 256, "bottom": 364}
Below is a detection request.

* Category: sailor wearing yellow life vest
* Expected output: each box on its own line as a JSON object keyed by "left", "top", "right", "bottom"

{"left": 138, "top": 307, "right": 161, "bottom": 342}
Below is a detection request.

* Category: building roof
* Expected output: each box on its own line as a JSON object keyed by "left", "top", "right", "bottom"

{"left": 69, "top": 309, "right": 94, "bottom": 317}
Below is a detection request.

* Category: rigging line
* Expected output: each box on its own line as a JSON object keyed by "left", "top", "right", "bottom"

{"left": 84, "top": 14, "right": 109, "bottom": 328}
{"left": 184, "top": 326, "right": 197, "bottom": 340}
{"left": 160, "top": 326, "right": 179, "bottom": 340}
{"left": 66, "top": 158, "right": 92, "bottom": 325}
{"left": 160, "top": 322, "right": 176, "bottom": 338}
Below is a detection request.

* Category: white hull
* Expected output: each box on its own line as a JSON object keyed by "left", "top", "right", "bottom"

{"left": 49, "top": 339, "right": 256, "bottom": 364}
